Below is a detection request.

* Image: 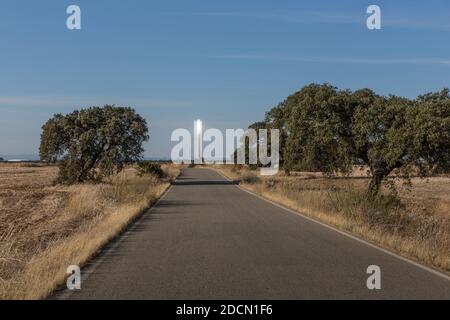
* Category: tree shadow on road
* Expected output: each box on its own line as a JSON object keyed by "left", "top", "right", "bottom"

{"left": 172, "top": 180, "right": 238, "bottom": 186}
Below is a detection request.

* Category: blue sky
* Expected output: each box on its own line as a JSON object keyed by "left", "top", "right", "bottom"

{"left": 1, "top": 0, "right": 449, "bottom": 158}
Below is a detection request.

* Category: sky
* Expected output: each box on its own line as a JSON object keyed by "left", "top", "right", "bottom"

{"left": 0, "top": 0, "right": 449, "bottom": 158}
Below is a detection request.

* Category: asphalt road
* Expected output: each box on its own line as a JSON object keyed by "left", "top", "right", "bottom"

{"left": 60, "top": 168, "right": 450, "bottom": 299}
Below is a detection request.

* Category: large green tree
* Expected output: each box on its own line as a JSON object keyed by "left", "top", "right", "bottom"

{"left": 351, "top": 89, "right": 450, "bottom": 195}
{"left": 254, "top": 84, "right": 450, "bottom": 196}
{"left": 284, "top": 84, "right": 355, "bottom": 174}
{"left": 40, "top": 105, "right": 149, "bottom": 184}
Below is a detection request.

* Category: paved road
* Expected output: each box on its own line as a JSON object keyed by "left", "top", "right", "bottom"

{"left": 60, "top": 168, "right": 450, "bottom": 299}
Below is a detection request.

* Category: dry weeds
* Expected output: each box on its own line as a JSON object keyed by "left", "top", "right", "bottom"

{"left": 0, "top": 162, "right": 179, "bottom": 299}
{"left": 213, "top": 165, "right": 450, "bottom": 273}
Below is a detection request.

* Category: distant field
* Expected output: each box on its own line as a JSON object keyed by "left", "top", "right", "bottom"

{"left": 0, "top": 162, "right": 178, "bottom": 299}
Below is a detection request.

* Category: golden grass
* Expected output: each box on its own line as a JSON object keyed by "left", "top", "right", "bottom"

{"left": 213, "top": 165, "right": 450, "bottom": 273}
{"left": 0, "top": 162, "right": 180, "bottom": 300}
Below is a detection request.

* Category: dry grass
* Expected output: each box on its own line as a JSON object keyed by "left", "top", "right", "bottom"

{"left": 213, "top": 165, "right": 450, "bottom": 273}
{"left": 0, "top": 162, "right": 180, "bottom": 300}
{"left": 161, "top": 163, "right": 182, "bottom": 181}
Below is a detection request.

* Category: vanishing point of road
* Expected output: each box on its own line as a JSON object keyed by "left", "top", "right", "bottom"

{"left": 59, "top": 168, "right": 450, "bottom": 299}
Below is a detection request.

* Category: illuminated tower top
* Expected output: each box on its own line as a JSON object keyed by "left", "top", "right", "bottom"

{"left": 194, "top": 120, "right": 203, "bottom": 163}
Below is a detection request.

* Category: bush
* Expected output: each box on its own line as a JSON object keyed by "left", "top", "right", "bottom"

{"left": 240, "top": 172, "right": 259, "bottom": 184}
{"left": 138, "top": 161, "right": 166, "bottom": 178}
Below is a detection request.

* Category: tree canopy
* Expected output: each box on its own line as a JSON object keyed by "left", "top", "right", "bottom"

{"left": 246, "top": 84, "right": 450, "bottom": 196}
{"left": 40, "top": 105, "right": 149, "bottom": 184}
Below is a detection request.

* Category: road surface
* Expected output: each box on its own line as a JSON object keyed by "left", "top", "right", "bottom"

{"left": 59, "top": 168, "right": 450, "bottom": 299}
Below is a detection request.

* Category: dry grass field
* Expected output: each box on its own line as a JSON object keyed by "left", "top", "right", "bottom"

{"left": 1, "top": 162, "right": 448, "bottom": 298}
{"left": 213, "top": 165, "right": 450, "bottom": 273}
{"left": 0, "top": 162, "right": 180, "bottom": 300}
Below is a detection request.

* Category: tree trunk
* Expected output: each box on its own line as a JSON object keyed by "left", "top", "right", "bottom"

{"left": 368, "top": 166, "right": 389, "bottom": 198}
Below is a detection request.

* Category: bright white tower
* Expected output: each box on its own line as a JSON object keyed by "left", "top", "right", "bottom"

{"left": 194, "top": 119, "right": 203, "bottom": 163}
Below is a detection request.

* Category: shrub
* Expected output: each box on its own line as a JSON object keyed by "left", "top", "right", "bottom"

{"left": 240, "top": 172, "right": 259, "bottom": 184}
{"left": 138, "top": 161, "right": 165, "bottom": 178}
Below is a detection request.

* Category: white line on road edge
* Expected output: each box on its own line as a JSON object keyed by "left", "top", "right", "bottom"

{"left": 213, "top": 168, "right": 450, "bottom": 282}
{"left": 54, "top": 184, "right": 174, "bottom": 300}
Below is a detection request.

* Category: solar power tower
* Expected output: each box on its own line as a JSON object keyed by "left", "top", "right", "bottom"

{"left": 194, "top": 119, "right": 203, "bottom": 164}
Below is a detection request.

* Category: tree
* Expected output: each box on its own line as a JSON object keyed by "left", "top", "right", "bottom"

{"left": 232, "top": 121, "right": 267, "bottom": 169}
{"left": 40, "top": 105, "right": 149, "bottom": 184}
{"left": 406, "top": 89, "right": 450, "bottom": 174}
{"left": 252, "top": 83, "right": 450, "bottom": 196}
{"left": 352, "top": 90, "right": 450, "bottom": 195}
{"left": 262, "top": 103, "right": 291, "bottom": 171}
{"left": 284, "top": 84, "right": 355, "bottom": 174}
{"left": 351, "top": 94, "right": 412, "bottom": 195}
